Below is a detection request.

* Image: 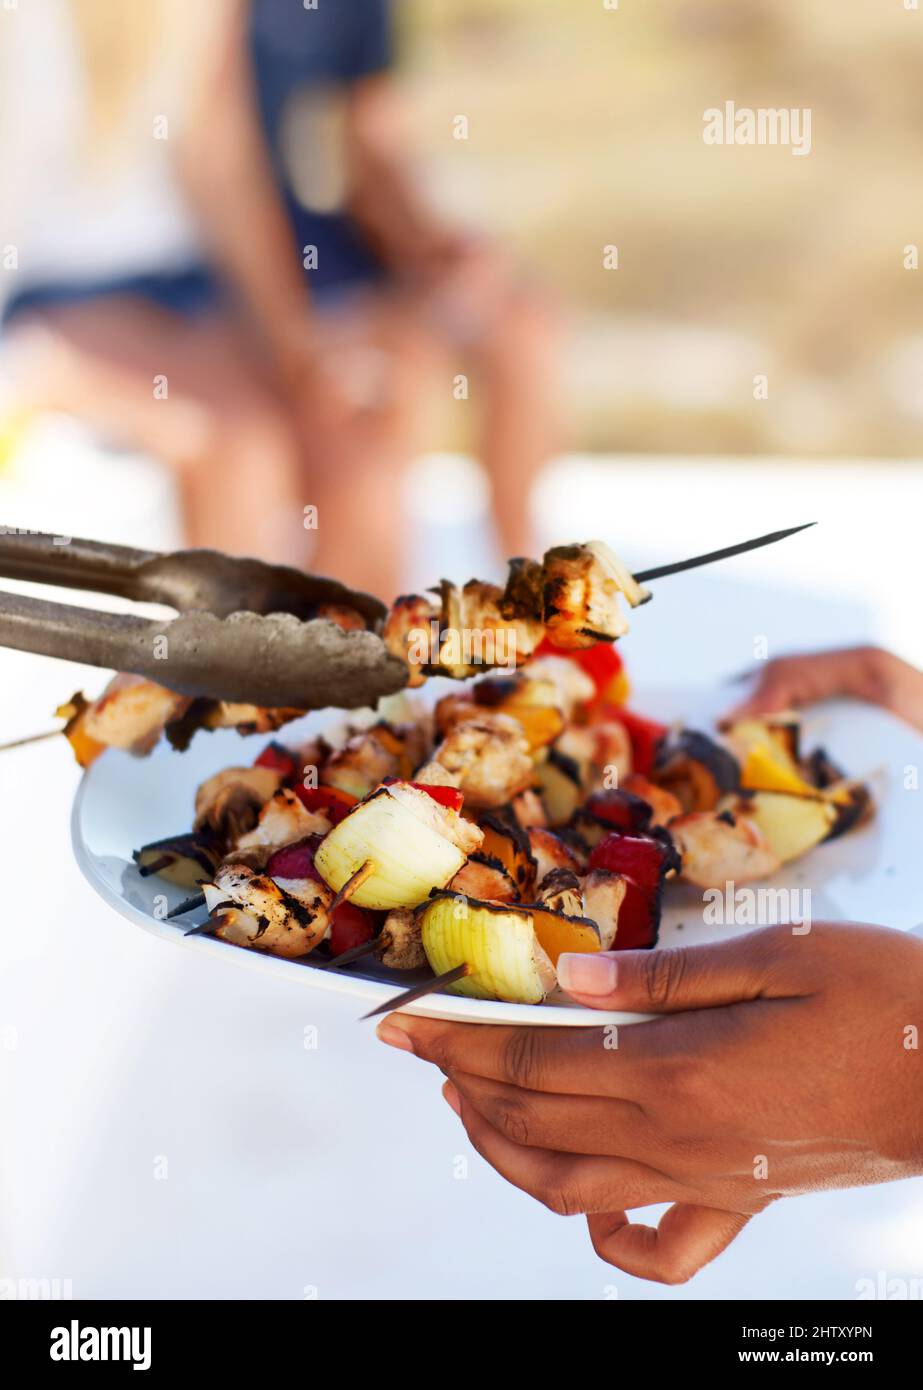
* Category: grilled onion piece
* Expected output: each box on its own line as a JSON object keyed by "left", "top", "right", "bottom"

{"left": 420, "top": 896, "right": 558, "bottom": 1004}
{"left": 721, "top": 791, "right": 837, "bottom": 864}
{"left": 314, "top": 783, "right": 481, "bottom": 910}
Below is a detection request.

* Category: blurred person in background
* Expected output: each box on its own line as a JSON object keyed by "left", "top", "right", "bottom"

{"left": 0, "top": 0, "right": 563, "bottom": 597}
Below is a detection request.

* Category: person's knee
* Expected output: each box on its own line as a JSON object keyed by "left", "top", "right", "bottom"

{"left": 177, "top": 394, "right": 299, "bottom": 481}
{"left": 481, "top": 284, "right": 565, "bottom": 374}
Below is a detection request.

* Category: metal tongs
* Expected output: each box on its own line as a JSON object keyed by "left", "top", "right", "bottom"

{"left": 0, "top": 530, "right": 407, "bottom": 710}
{"left": 0, "top": 523, "right": 816, "bottom": 712}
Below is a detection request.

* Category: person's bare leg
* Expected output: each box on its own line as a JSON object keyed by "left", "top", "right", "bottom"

{"left": 472, "top": 286, "right": 567, "bottom": 559}
{"left": 6, "top": 301, "right": 309, "bottom": 564}
{"left": 297, "top": 293, "right": 444, "bottom": 598}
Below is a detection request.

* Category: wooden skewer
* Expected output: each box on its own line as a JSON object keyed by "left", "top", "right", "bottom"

{"left": 328, "top": 859, "right": 375, "bottom": 912}
{"left": 166, "top": 892, "right": 207, "bottom": 919}
{"left": 319, "top": 937, "right": 383, "bottom": 971}
{"left": 184, "top": 918, "right": 220, "bottom": 937}
{"left": 633, "top": 523, "right": 815, "bottom": 584}
{"left": 0, "top": 728, "right": 60, "bottom": 752}
{"left": 138, "top": 854, "right": 173, "bottom": 878}
{"left": 360, "top": 963, "right": 471, "bottom": 1020}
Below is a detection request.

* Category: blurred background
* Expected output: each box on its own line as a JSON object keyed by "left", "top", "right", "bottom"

{"left": 0, "top": 0, "right": 921, "bottom": 605}
{"left": 408, "top": 0, "right": 923, "bottom": 459}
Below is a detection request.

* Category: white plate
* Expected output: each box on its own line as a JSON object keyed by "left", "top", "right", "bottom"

{"left": 71, "top": 687, "right": 922, "bottom": 1025}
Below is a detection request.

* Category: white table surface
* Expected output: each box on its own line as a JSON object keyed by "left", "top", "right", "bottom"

{"left": 1, "top": 435, "right": 922, "bottom": 1299}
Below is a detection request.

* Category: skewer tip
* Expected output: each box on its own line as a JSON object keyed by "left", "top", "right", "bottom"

{"left": 360, "top": 962, "right": 471, "bottom": 1021}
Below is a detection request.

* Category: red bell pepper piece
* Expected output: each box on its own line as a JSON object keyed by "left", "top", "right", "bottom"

{"left": 536, "top": 635, "right": 624, "bottom": 699}
{"left": 266, "top": 837, "right": 377, "bottom": 955}
{"left": 292, "top": 784, "right": 357, "bottom": 824}
{"left": 408, "top": 782, "right": 465, "bottom": 813}
{"left": 328, "top": 902, "right": 376, "bottom": 957}
{"left": 603, "top": 707, "right": 668, "bottom": 778}
{"left": 587, "top": 831, "right": 677, "bottom": 949}
{"left": 254, "top": 741, "right": 298, "bottom": 781}
{"left": 583, "top": 788, "right": 653, "bottom": 835}
{"left": 266, "top": 836, "right": 324, "bottom": 882}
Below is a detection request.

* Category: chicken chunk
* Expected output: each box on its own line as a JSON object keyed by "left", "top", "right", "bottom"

{"left": 383, "top": 594, "right": 440, "bottom": 686}
{"left": 235, "top": 788, "right": 329, "bottom": 851}
{"left": 417, "top": 712, "right": 533, "bottom": 810}
{"left": 582, "top": 867, "right": 627, "bottom": 950}
{"left": 81, "top": 675, "right": 189, "bottom": 754}
{"left": 527, "top": 828, "right": 582, "bottom": 886}
{"left": 203, "top": 861, "right": 331, "bottom": 958}
{"left": 669, "top": 811, "right": 781, "bottom": 889}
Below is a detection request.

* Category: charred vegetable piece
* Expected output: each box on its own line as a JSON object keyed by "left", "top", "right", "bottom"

{"left": 535, "top": 867, "right": 584, "bottom": 918}
{"left": 293, "top": 783, "right": 358, "bottom": 825}
{"left": 379, "top": 908, "right": 426, "bottom": 969}
{"left": 576, "top": 788, "right": 655, "bottom": 844}
{"left": 802, "top": 749, "right": 873, "bottom": 837}
{"left": 420, "top": 895, "right": 559, "bottom": 1004}
{"left": 725, "top": 791, "right": 837, "bottom": 863}
{"left": 587, "top": 832, "right": 679, "bottom": 950}
{"left": 534, "top": 747, "right": 584, "bottom": 827}
{"left": 194, "top": 766, "right": 283, "bottom": 840}
{"left": 803, "top": 746, "right": 847, "bottom": 791}
{"left": 608, "top": 708, "right": 667, "bottom": 778}
{"left": 134, "top": 832, "right": 221, "bottom": 888}
{"left": 529, "top": 905, "right": 601, "bottom": 967}
{"left": 621, "top": 773, "right": 683, "bottom": 827}
{"left": 669, "top": 811, "right": 781, "bottom": 889}
{"left": 653, "top": 729, "right": 740, "bottom": 813}
{"left": 479, "top": 814, "right": 538, "bottom": 899}
{"left": 450, "top": 853, "right": 519, "bottom": 903}
{"left": 253, "top": 741, "right": 298, "bottom": 780}
{"left": 314, "top": 782, "right": 481, "bottom": 910}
